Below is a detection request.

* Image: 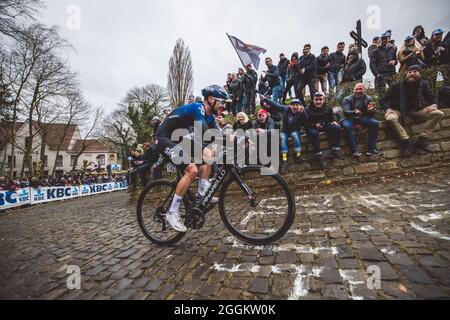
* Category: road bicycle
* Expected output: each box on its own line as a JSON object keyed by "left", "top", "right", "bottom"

{"left": 137, "top": 150, "right": 295, "bottom": 246}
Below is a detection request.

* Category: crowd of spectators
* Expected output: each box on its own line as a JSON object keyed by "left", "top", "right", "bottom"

{"left": 225, "top": 27, "right": 448, "bottom": 109}
{"left": 0, "top": 173, "right": 127, "bottom": 192}
{"left": 112, "top": 25, "right": 450, "bottom": 189}
{"left": 126, "top": 141, "right": 164, "bottom": 192}
{"left": 217, "top": 25, "right": 449, "bottom": 169}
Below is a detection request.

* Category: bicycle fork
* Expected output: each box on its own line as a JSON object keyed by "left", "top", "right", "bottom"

{"left": 229, "top": 167, "right": 258, "bottom": 208}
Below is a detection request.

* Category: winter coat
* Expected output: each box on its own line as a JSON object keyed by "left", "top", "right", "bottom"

{"left": 342, "top": 94, "right": 377, "bottom": 119}
{"left": 316, "top": 54, "right": 331, "bottom": 76}
{"left": 297, "top": 54, "right": 317, "bottom": 79}
{"left": 370, "top": 44, "right": 398, "bottom": 76}
{"left": 261, "top": 97, "right": 308, "bottom": 133}
{"left": 341, "top": 56, "right": 367, "bottom": 83}
{"left": 278, "top": 58, "right": 290, "bottom": 77}
{"left": 329, "top": 51, "right": 346, "bottom": 73}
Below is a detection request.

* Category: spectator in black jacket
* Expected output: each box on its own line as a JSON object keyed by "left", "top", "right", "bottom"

{"left": 237, "top": 68, "right": 245, "bottom": 80}
{"left": 370, "top": 30, "right": 398, "bottom": 97}
{"left": 225, "top": 73, "right": 232, "bottom": 93}
{"left": 258, "top": 77, "right": 269, "bottom": 96}
{"left": 228, "top": 73, "right": 244, "bottom": 116}
{"left": 282, "top": 53, "right": 300, "bottom": 103}
{"left": 382, "top": 65, "right": 444, "bottom": 156}
{"left": 260, "top": 96, "right": 308, "bottom": 167}
{"left": 368, "top": 37, "right": 381, "bottom": 59}
{"left": 278, "top": 53, "right": 290, "bottom": 93}
{"left": 242, "top": 64, "right": 258, "bottom": 115}
{"left": 296, "top": 44, "right": 317, "bottom": 101}
{"left": 337, "top": 52, "right": 367, "bottom": 103}
{"left": 306, "top": 92, "right": 342, "bottom": 168}
{"left": 424, "top": 29, "right": 448, "bottom": 67}
{"left": 341, "top": 83, "right": 382, "bottom": 158}
{"left": 424, "top": 29, "right": 449, "bottom": 88}
{"left": 328, "top": 42, "right": 346, "bottom": 95}
{"left": 127, "top": 149, "right": 142, "bottom": 192}
{"left": 261, "top": 57, "right": 282, "bottom": 102}
{"left": 140, "top": 142, "right": 164, "bottom": 182}
{"left": 315, "top": 46, "right": 331, "bottom": 95}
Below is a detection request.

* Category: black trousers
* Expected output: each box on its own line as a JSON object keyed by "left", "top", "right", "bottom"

{"left": 296, "top": 77, "right": 316, "bottom": 101}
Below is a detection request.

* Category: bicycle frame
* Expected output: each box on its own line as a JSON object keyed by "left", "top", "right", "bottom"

{"left": 195, "top": 164, "right": 257, "bottom": 213}
{"left": 168, "top": 163, "right": 254, "bottom": 215}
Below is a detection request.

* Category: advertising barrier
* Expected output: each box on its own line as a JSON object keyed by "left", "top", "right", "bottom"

{"left": 0, "top": 181, "right": 128, "bottom": 211}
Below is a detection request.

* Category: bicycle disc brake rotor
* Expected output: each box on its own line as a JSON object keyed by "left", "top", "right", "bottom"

{"left": 186, "top": 206, "right": 205, "bottom": 230}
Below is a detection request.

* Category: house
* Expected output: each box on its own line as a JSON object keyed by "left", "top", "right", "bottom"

{"left": 0, "top": 120, "right": 117, "bottom": 178}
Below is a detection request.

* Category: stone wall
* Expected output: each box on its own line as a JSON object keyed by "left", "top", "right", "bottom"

{"left": 279, "top": 108, "right": 450, "bottom": 187}
{"left": 161, "top": 108, "right": 450, "bottom": 192}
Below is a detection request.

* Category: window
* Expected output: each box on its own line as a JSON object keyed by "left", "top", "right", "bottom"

{"left": 56, "top": 155, "right": 63, "bottom": 167}
{"left": 44, "top": 156, "right": 48, "bottom": 167}
{"left": 70, "top": 155, "right": 78, "bottom": 167}
{"left": 25, "top": 137, "right": 31, "bottom": 148}
{"left": 7, "top": 156, "right": 16, "bottom": 167}
{"left": 23, "top": 155, "right": 32, "bottom": 167}
{"left": 97, "top": 155, "right": 106, "bottom": 166}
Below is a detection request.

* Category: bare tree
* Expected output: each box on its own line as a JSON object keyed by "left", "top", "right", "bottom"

{"left": 167, "top": 38, "right": 194, "bottom": 107}
{"left": 124, "top": 84, "right": 168, "bottom": 109}
{"left": 101, "top": 104, "right": 135, "bottom": 168}
{"left": 3, "top": 24, "right": 71, "bottom": 177}
{"left": 0, "top": 0, "right": 45, "bottom": 39}
{"left": 21, "top": 48, "right": 75, "bottom": 175}
{"left": 34, "top": 72, "right": 79, "bottom": 176}
{"left": 70, "top": 107, "right": 104, "bottom": 173}
{"left": 121, "top": 83, "right": 167, "bottom": 143}
{"left": 49, "top": 89, "right": 89, "bottom": 178}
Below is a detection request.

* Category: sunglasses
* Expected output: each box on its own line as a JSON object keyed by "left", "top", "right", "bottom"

{"left": 212, "top": 98, "right": 225, "bottom": 104}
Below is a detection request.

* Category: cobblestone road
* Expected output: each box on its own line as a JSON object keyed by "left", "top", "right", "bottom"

{"left": 1, "top": 171, "right": 450, "bottom": 300}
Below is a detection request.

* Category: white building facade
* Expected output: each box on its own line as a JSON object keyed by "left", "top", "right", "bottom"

{"left": 0, "top": 121, "right": 118, "bottom": 178}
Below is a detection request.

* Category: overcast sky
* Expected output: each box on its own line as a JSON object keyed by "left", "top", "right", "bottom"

{"left": 39, "top": 0, "right": 449, "bottom": 113}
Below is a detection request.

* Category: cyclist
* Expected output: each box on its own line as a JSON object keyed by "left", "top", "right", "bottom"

{"left": 155, "top": 85, "right": 229, "bottom": 232}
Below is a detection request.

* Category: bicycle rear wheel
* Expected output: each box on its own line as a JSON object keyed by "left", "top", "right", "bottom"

{"left": 137, "top": 180, "right": 188, "bottom": 246}
{"left": 218, "top": 165, "right": 295, "bottom": 245}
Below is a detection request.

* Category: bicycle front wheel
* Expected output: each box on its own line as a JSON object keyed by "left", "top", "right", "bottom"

{"left": 218, "top": 165, "right": 295, "bottom": 245}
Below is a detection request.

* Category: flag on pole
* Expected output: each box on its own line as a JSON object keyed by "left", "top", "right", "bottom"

{"left": 226, "top": 34, "right": 267, "bottom": 70}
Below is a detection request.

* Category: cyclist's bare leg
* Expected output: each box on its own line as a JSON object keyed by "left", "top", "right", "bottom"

{"left": 167, "top": 164, "right": 199, "bottom": 232}
{"left": 198, "top": 165, "right": 212, "bottom": 180}
{"left": 198, "top": 147, "right": 214, "bottom": 191}
{"left": 175, "top": 164, "right": 199, "bottom": 196}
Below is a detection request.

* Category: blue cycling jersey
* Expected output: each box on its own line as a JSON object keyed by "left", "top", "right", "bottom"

{"left": 156, "top": 103, "right": 218, "bottom": 137}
